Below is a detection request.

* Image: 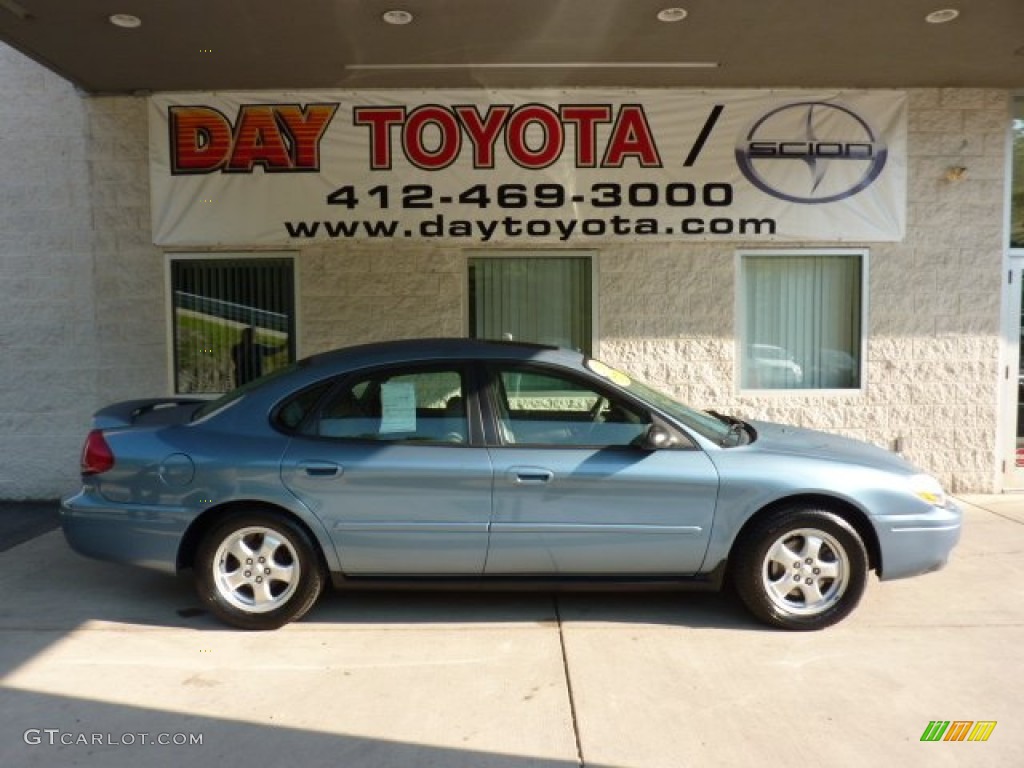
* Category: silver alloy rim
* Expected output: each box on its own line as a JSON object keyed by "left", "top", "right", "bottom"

{"left": 212, "top": 526, "right": 301, "bottom": 614}
{"left": 761, "top": 527, "right": 849, "bottom": 616}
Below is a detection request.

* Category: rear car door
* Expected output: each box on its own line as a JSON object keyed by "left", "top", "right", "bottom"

{"left": 482, "top": 363, "right": 720, "bottom": 575}
{"left": 280, "top": 362, "right": 493, "bottom": 574}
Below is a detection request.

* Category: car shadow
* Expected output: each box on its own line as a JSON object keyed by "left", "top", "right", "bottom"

{"left": 0, "top": 501, "right": 61, "bottom": 553}
{"left": 300, "top": 588, "right": 761, "bottom": 632}
{"left": 4, "top": 530, "right": 764, "bottom": 635}
{"left": 144, "top": 577, "right": 763, "bottom": 634}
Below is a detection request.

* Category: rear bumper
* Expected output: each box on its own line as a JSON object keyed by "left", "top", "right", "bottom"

{"left": 60, "top": 490, "right": 189, "bottom": 574}
{"left": 874, "top": 501, "right": 963, "bottom": 580}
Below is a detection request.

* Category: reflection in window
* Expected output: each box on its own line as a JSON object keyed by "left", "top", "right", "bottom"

{"left": 171, "top": 257, "right": 295, "bottom": 394}
{"left": 740, "top": 251, "right": 864, "bottom": 390}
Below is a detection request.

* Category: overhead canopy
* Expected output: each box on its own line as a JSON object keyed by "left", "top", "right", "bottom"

{"left": 0, "top": 0, "right": 1022, "bottom": 94}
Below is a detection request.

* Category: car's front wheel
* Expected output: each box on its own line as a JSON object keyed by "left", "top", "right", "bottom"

{"left": 195, "top": 509, "right": 325, "bottom": 630}
{"left": 733, "top": 507, "right": 868, "bottom": 630}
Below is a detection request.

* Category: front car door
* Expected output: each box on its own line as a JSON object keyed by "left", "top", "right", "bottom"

{"left": 482, "top": 363, "right": 719, "bottom": 575}
{"left": 280, "top": 363, "right": 493, "bottom": 574}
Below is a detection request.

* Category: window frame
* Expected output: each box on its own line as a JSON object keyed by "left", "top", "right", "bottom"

{"left": 735, "top": 248, "right": 869, "bottom": 396}
{"left": 165, "top": 252, "right": 300, "bottom": 396}
{"left": 464, "top": 250, "right": 598, "bottom": 355}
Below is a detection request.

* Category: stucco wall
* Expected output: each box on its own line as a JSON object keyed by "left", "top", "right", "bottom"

{"left": 0, "top": 39, "right": 1009, "bottom": 497}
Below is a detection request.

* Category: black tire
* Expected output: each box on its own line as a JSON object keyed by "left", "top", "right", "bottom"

{"left": 194, "top": 508, "right": 325, "bottom": 630}
{"left": 732, "top": 507, "right": 868, "bottom": 630}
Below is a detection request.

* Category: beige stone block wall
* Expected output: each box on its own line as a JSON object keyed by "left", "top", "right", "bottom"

{"left": 298, "top": 244, "right": 465, "bottom": 354}
{"left": 85, "top": 97, "right": 167, "bottom": 401}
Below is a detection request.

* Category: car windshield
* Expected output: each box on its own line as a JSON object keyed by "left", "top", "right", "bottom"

{"left": 585, "top": 358, "right": 736, "bottom": 444}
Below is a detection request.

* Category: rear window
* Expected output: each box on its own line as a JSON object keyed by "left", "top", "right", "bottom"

{"left": 192, "top": 360, "right": 306, "bottom": 422}
{"left": 274, "top": 381, "right": 334, "bottom": 432}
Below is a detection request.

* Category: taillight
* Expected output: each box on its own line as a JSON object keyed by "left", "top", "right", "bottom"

{"left": 81, "top": 430, "right": 115, "bottom": 475}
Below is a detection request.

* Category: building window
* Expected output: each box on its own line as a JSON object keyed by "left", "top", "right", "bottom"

{"left": 468, "top": 253, "right": 593, "bottom": 354}
{"left": 1012, "top": 95, "right": 1024, "bottom": 249}
{"left": 739, "top": 250, "right": 865, "bottom": 391}
{"left": 170, "top": 256, "right": 296, "bottom": 394}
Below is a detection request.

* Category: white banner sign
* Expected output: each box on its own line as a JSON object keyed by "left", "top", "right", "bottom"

{"left": 149, "top": 90, "right": 906, "bottom": 246}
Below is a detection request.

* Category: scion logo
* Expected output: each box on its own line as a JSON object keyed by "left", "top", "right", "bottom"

{"left": 735, "top": 101, "right": 887, "bottom": 204}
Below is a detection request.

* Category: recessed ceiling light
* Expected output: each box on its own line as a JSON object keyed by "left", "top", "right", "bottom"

{"left": 656, "top": 7, "right": 688, "bottom": 23}
{"left": 109, "top": 13, "right": 142, "bottom": 29}
{"left": 382, "top": 9, "right": 413, "bottom": 25}
{"left": 925, "top": 9, "right": 959, "bottom": 24}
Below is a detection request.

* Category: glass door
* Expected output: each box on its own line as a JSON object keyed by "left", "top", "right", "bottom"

{"left": 1005, "top": 263, "right": 1024, "bottom": 489}
{"left": 1004, "top": 100, "right": 1024, "bottom": 488}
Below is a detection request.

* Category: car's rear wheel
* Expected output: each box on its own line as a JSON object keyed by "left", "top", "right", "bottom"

{"left": 733, "top": 507, "right": 868, "bottom": 630}
{"left": 195, "top": 509, "right": 325, "bottom": 630}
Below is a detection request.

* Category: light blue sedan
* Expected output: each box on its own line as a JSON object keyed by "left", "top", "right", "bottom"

{"left": 61, "top": 339, "right": 962, "bottom": 630}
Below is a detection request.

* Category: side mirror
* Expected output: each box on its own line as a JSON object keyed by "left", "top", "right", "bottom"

{"left": 640, "top": 423, "right": 679, "bottom": 451}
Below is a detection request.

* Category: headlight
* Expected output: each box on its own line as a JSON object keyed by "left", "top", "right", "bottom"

{"left": 910, "top": 474, "right": 948, "bottom": 508}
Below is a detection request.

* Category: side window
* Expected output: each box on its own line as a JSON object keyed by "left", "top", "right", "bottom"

{"left": 494, "top": 366, "right": 649, "bottom": 447}
{"left": 307, "top": 367, "right": 467, "bottom": 444}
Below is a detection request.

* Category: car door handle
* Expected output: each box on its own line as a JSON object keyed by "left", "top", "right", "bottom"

{"left": 299, "top": 461, "right": 343, "bottom": 478}
{"left": 508, "top": 466, "right": 554, "bottom": 485}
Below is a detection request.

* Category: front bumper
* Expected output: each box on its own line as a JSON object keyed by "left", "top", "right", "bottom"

{"left": 60, "top": 489, "right": 191, "bottom": 574}
{"left": 874, "top": 500, "right": 963, "bottom": 580}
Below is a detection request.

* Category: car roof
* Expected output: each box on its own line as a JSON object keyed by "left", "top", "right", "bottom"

{"left": 196, "top": 338, "right": 593, "bottom": 431}
{"left": 301, "top": 337, "right": 585, "bottom": 371}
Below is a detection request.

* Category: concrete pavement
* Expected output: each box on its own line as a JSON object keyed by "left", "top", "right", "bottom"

{"left": 0, "top": 496, "right": 1021, "bottom": 767}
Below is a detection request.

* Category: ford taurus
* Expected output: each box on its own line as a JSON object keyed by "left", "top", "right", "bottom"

{"left": 61, "top": 339, "right": 962, "bottom": 630}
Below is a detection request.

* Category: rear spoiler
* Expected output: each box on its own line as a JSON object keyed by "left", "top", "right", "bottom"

{"left": 92, "top": 398, "right": 206, "bottom": 429}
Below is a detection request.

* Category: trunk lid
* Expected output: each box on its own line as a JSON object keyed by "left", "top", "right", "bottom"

{"left": 92, "top": 398, "right": 205, "bottom": 430}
